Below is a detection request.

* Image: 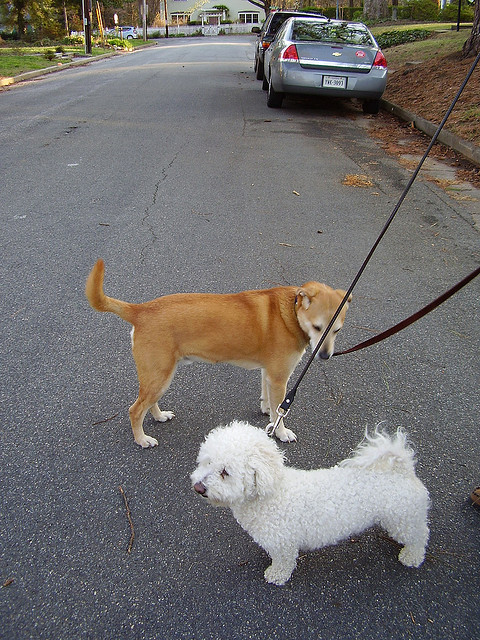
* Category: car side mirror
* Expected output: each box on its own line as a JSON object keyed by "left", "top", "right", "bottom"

{"left": 251, "top": 26, "right": 261, "bottom": 34}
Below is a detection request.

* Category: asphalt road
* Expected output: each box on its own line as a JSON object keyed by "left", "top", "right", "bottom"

{"left": 0, "top": 36, "right": 479, "bottom": 639}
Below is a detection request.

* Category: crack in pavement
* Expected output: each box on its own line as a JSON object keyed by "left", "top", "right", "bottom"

{"left": 139, "top": 151, "right": 181, "bottom": 264}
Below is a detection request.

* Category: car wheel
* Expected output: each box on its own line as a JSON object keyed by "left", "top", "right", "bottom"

{"left": 267, "top": 75, "right": 284, "bottom": 108}
{"left": 362, "top": 99, "right": 380, "bottom": 115}
{"left": 255, "top": 57, "right": 264, "bottom": 81}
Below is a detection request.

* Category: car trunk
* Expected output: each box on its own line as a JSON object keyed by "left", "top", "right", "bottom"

{"left": 295, "top": 43, "right": 375, "bottom": 74}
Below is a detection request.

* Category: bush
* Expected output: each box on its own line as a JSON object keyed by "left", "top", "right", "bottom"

{"left": 438, "top": 1, "right": 474, "bottom": 21}
{"left": 34, "top": 37, "right": 55, "bottom": 47}
{"left": 398, "top": 0, "right": 439, "bottom": 21}
{"left": 0, "top": 30, "right": 19, "bottom": 40}
{"left": 321, "top": 7, "right": 337, "bottom": 18}
{"left": 63, "top": 35, "right": 84, "bottom": 45}
{"left": 44, "top": 49, "right": 56, "bottom": 60}
{"left": 106, "top": 37, "right": 133, "bottom": 50}
{"left": 375, "top": 28, "right": 434, "bottom": 48}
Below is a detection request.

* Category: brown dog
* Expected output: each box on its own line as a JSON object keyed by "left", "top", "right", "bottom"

{"left": 85, "top": 259, "right": 351, "bottom": 448}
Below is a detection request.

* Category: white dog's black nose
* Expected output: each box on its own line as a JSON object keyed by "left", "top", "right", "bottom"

{"left": 194, "top": 482, "right": 207, "bottom": 496}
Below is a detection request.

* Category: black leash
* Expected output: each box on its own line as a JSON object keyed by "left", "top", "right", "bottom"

{"left": 269, "top": 50, "right": 480, "bottom": 433}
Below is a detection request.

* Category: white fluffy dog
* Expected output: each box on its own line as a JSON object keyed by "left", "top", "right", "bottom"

{"left": 191, "top": 421, "right": 430, "bottom": 585}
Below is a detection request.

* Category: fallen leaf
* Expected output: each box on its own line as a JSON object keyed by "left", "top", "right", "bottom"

{"left": 342, "top": 174, "right": 374, "bottom": 188}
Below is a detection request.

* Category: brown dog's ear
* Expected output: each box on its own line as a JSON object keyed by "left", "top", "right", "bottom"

{"left": 296, "top": 282, "right": 322, "bottom": 310}
{"left": 296, "top": 289, "right": 310, "bottom": 310}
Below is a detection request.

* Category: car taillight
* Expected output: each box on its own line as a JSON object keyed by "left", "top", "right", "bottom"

{"left": 373, "top": 50, "right": 387, "bottom": 69}
{"left": 280, "top": 44, "right": 299, "bottom": 61}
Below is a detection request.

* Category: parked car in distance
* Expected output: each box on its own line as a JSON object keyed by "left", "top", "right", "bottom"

{"left": 252, "top": 10, "right": 326, "bottom": 81}
{"left": 262, "top": 17, "right": 388, "bottom": 114}
{"left": 107, "top": 26, "right": 139, "bottom": 39}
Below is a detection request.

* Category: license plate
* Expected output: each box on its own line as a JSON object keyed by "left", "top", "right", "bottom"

{"left": 323, "top": 75, "right": 347, "bottom": 89}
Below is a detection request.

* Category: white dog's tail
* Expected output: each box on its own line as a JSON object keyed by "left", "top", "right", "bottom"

{"left": 340, "top": 428, "right": 417, "bottom": 475}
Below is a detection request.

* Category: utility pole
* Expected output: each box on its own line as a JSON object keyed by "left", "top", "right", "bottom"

{"left": 143, "top": 0, "right": 147, "bottom": 41}
{"left": 82, "top": 0, "right": 92, "bottom": 54}
{"left": 164, "top": 0, "right": 169, "bottom": 38}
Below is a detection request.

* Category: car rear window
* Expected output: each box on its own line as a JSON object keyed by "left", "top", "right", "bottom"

{"left": 292, "top": 21, "right": 374, "bottom": 46}
{"left": 269, "top": 13, "right": 297, "bottom": 33}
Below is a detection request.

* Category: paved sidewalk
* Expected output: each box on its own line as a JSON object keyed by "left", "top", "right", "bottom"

{"left": 381, "top": 98, "right": 480, "bottom": 167}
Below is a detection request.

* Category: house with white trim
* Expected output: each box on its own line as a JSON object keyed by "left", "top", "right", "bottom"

{"left": 166, "top": 0, "right": 265, "bottom": 28}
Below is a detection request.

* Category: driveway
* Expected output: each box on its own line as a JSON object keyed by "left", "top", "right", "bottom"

{"left": 0, "top": 36, "right": 478, "bottom": 639}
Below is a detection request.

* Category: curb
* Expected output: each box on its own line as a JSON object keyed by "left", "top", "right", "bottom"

{"left": 380, "top": 98, "right": 480, "bottom": 168}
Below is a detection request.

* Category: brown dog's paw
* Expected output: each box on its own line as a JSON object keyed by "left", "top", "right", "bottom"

{"left": 136, "top": 434, "right": 159, "bottom": 448}
{"left": 267, "top": 423, "right": 297, "bottom": 443}
{"left": 150, "top": 405, "right": 175, "bottom": 422}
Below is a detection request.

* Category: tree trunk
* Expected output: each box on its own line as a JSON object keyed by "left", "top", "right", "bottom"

{"left": 63, "top": 0, "right": 69, "bottom": 35}
{"left": 247, "top": 0, "right": 270, "bottom": 17}
{"left": 462, "top": 0, "right": 480, "bottom": 58}
{"left": 363, "top": 0, "right": 389, "bottom": 21}
{"left": 14, "top": 0, "right": 26, "bottom": 37}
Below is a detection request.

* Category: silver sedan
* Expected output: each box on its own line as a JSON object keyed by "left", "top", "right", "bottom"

{"left": 262, "top": 17, "right": 388, "bottom": 113}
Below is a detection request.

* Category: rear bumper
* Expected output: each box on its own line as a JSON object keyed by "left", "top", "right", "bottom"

{"left": 272, "top": 62, "right": 387, "bottom": 99}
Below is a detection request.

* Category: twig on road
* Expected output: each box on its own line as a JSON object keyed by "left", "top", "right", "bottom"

{"left": 119, "top": 485, "right": 135, "bottom": 554}
{"left": 92, "top": 412, "right": 119, "bottom": 426}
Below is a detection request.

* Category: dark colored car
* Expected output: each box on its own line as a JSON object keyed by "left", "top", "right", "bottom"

{"left": 252, "top": 10, "right": 326, "bottom": 81}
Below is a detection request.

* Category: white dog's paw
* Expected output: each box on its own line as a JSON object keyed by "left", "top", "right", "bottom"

{"left": 150, "top": 406, "right": 175, "bottom": 422}
{"left": 264, "top": 565, "right": 292, "bottom": 586}
{"left": 136, "top": 434, "right": 159, "bottom": 448}
{"left": 398, "top": 546, "right": 425, "bottom": 568}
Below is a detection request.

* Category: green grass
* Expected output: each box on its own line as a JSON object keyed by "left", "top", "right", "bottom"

{"left": 0, "top": 54, "right": 58, "bottom": 76}
{"left": 459, "top": 106, "right": 480, "bottom": 123}
{"left": 0, "top": 41, "right": 148, "bottom": 78}
{"left": 370, "top": 24, "right": 470, "bottom": 67}
{"left": 371, "top": 21, "right": 470, "bottom": 34}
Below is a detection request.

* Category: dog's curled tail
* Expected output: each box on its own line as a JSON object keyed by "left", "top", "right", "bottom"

{"left": 85, "top": 259, "right": 136, "bottom": 324}
{"left": 340, "top": 427, "right": 417, "bottom": 475}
